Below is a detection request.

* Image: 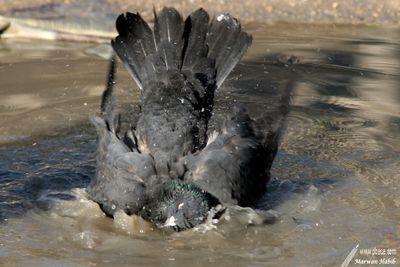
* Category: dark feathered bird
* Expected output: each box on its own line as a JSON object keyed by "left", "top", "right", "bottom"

{"left": 87, "top": 8, "right": 289, "bottom": 231}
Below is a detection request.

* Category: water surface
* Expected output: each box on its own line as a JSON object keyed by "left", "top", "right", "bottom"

{"left": 0, "top": 23, "right": 399, "bottom": 267}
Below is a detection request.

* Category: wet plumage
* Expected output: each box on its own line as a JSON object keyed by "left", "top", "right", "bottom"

{"left": 87, "top": 8, "right": 288, "bottom": 231}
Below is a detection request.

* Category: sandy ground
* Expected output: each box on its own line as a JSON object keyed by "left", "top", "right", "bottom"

{"left": 0, "top": 0, "right": 399, "bottom": 24}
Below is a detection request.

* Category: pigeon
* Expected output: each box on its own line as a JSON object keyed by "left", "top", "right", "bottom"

{"left": 87, "top": 7, "right": 289, "bottom": 231}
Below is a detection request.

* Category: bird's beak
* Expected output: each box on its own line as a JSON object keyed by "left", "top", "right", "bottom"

{"left": 162, "top": 215, "right": 177, "bottom": 227}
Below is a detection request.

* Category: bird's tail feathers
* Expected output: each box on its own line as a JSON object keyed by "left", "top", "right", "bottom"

{"left": 111, "top": 8, "right": 252, "bottom": 91}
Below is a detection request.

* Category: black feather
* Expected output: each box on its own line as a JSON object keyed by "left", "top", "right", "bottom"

{"left": 154, "top": 7, "right": 185, "bottom": 70}
{"left": 112, "top": 12, "right": 156, "bottom": 89}
{"left": 206, "top": 14, "right": 252, "bottom": 87}
{"left": 181, "top": 8, "right": 209, "bottom": 71}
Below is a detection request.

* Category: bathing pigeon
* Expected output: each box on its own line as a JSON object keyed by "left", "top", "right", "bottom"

{"left": 87, "top": 7, "right": 288, "bottom": 231}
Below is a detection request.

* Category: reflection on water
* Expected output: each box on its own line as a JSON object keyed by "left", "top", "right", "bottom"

{"left": 0, "top": 24, "right": 399, "bottom": 266}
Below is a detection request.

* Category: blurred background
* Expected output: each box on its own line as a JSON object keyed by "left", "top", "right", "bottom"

{"left": 0, "top": 0, "right": 399, "bottom": 25}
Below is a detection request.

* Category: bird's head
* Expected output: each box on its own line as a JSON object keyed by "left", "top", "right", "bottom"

{"left": 140, "top": 180, "right": 221, "bottom": 231}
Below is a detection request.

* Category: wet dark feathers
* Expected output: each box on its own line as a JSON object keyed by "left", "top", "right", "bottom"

{"left": 87, "top": 8, "right": 286, "bottom": 225}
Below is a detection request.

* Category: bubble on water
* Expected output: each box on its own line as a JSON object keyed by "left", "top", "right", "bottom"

{"left": 73, "top": 231, "right": 95, "bottom": 249}
{"left": 298, "top": 185, "right": 322, "bottom": 212}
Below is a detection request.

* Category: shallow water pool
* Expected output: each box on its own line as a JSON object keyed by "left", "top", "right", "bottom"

{"left": 0, "top": 23, "right": 399, "bottom": 267}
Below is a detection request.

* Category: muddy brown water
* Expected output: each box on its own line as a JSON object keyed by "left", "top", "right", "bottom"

{"left": 0, "top": 23, "right": 399, "bottom": 267}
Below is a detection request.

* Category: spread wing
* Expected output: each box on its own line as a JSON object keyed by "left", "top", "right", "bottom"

{"left": 182, "top": 105, "right": 270, "bottom": 206}
{"left": 182, "top": 79, "right": 294, "bottom": 206}
{"left": 87, "top": 116, "right": 155, "bottom": 216}
{"left": 86, "top": 57, "right": 155, "bottom": 216}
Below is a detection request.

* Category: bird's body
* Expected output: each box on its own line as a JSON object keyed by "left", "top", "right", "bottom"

{"left": 87, "top": 8, "right": 287, "bottom": 230}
